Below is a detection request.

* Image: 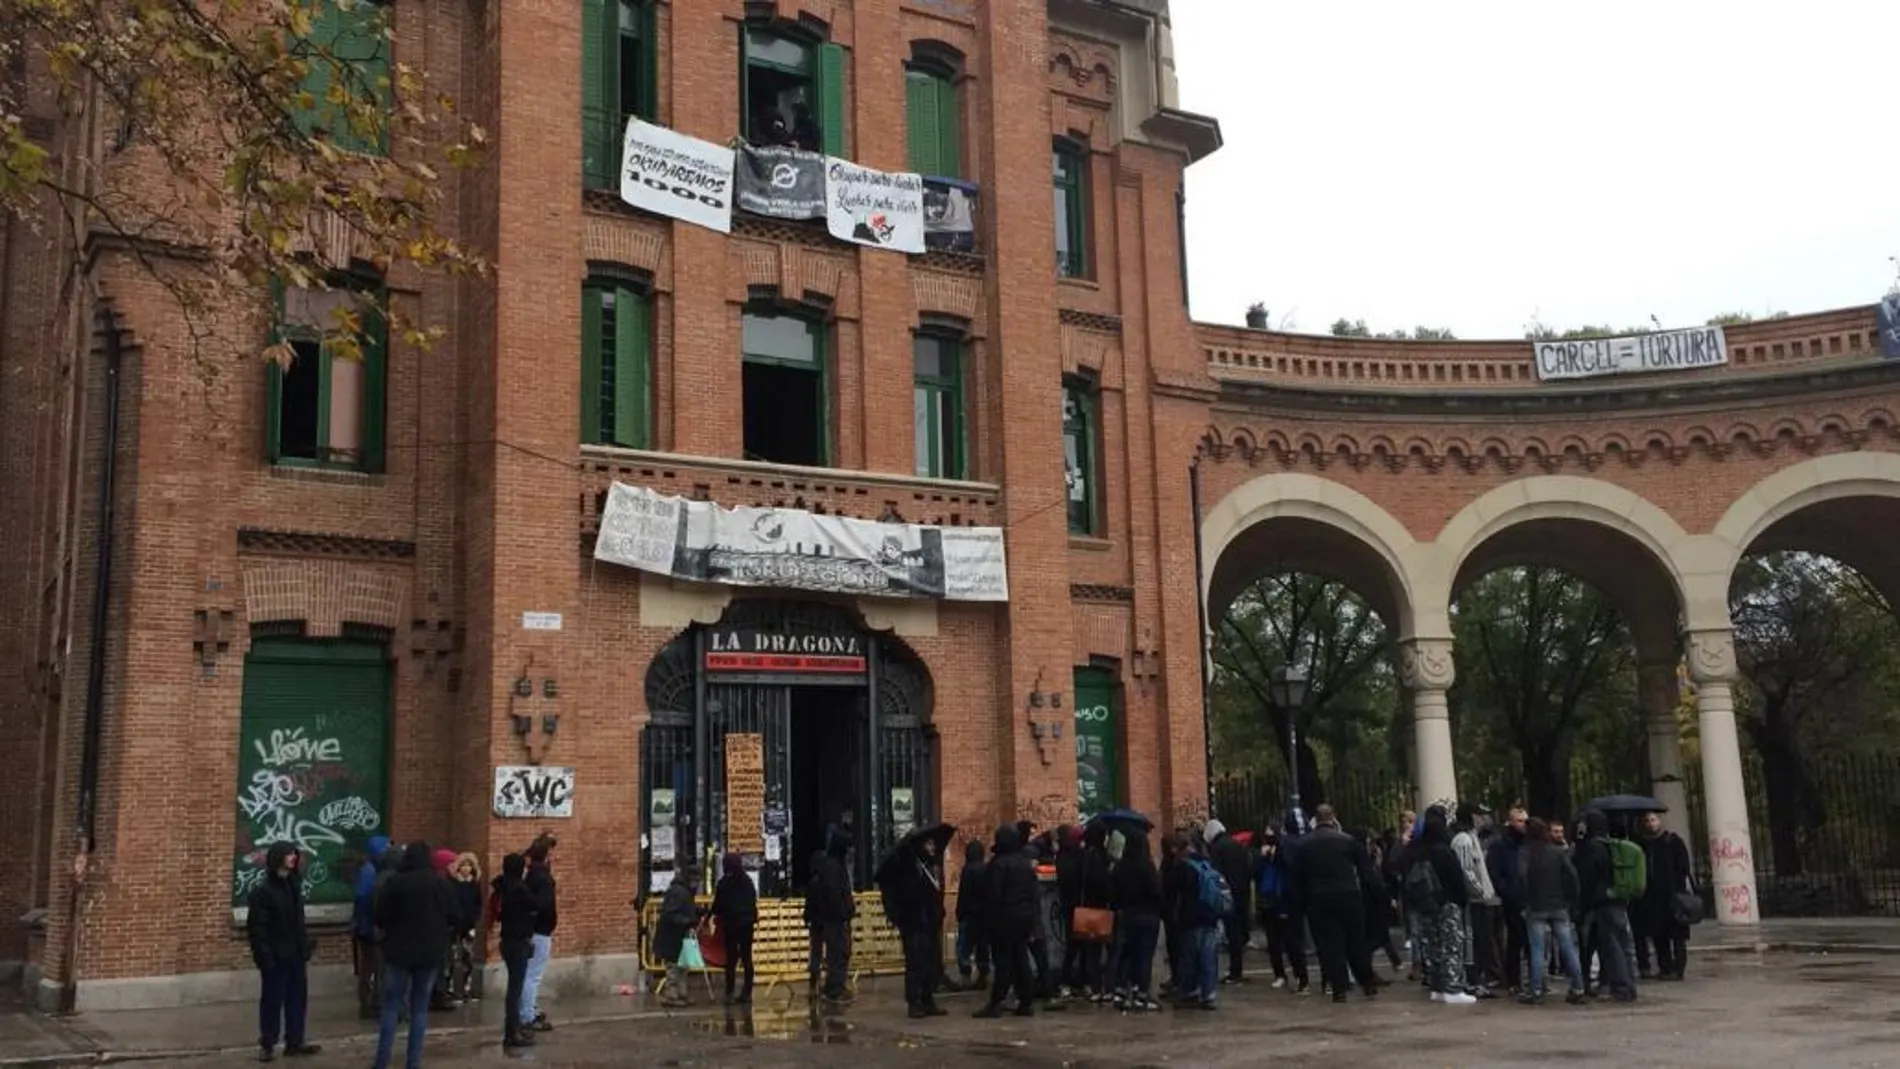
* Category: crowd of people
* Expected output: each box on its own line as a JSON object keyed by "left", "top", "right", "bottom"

{"left": 245, "top": 831, "right": 561, "bottom": 1066}
{"left": 648, "top": 800, "right": 1699, "bottom": 1021}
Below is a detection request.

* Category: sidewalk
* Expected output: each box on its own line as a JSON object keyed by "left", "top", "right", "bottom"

{"left": 5, "top": 918, "right": 1898, "bottom": 1066}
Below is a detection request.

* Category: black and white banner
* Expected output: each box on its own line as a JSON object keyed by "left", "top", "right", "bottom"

{"left": 619, "top": 118, "right": 734, "bottom": 234}
{"left": 1878, "top": 292, "right": 1900, "bottom": 360}
{"left": 594, "top": 483, "right": 1008, "bottom": 602}
{"left": 824, "top": 158, "right": 926, "bottom": 254}
{"left": 1532, "top": 325, "right": 1729, "bottom": 382}
{"left": 735, "top": 143, "right": 826, "bottom": 220}
{"left": 923, "top": 176, "right": 978, "bottom": 252}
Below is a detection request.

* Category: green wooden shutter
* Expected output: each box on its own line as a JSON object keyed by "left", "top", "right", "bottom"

{"left": 936, "top": 77, "right": 960, "bottom": 178}
{"left": 234, "top": 640, "right": 391, "bottom": 911}
{"left": 637, "top": 0, "right": 657, "bottom": 121}
{"left": 293, "top": 2, "right": 339, "bottom": 139}
{"left": 353, "top": 2, "right": 392, "bottom": 156}
{"left": 358, "top": 294, "right": 387, "bottom": 472}
{"left": 612, "top": 287, "right": 649, "bottom": 448}
{"left": 581, "top": 0, "right": 612, "bottom": 188}
{"left": 580, "top": 286, "right": 603, "bottom": 444}
{"left": 266, "top": 285, "right": 286, "bottom": 463}
{"left": 906, "top": 71, "right": 937, "bottom": 175}
{"left": 817, "top": 42, "right": 847, "bottom": 157}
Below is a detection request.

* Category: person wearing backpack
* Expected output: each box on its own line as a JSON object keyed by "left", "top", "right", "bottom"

{"left": 1171, "top": 830, "right": 1225, "bottom": 1010}
{"left": 1573, "top": 809, "right": 1638, "bottom": 1002}
{"left": 1407, "top": 806, "right": 1476, "bottom": 1005}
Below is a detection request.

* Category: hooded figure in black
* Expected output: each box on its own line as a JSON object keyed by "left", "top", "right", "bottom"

{"left": 1573, "top": 809, "right": 1638, "bottom": 1002}
{"left": 247, "top": 842, "right": 320, "bottom": 1061}
{"left": 371, "top": 841, "right": 458, "bottom": 1069}
{"left": 494, "top": 853, "right": 539, "bottom": 1049}
{"left": 954, "top": 839, "right": 991, "bottom": 988}
{"left": 974, "top": 824, "right": 1038, "bottom": 1018}
{"left": 879, "top": 833, "right": 948, "bottom": 1018}
{"left": 804, "top": 830, "right": 855, "bottom": 1003}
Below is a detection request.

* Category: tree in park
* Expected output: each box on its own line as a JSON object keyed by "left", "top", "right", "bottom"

{"left": 0, "top": 0, "right": 486, "bottom": 363}
{"left": 1450, "top": 566, "right": 1635, "bottom": 820}
{"left": 1730, "top": 552, "right": 1900, "bottom": 877}
{"left": 1211, "top": 573, "right": 1396, "bottom": 809}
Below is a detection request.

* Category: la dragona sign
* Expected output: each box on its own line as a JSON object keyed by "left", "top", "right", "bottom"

{"left": 705, "top": 629, "right": 868, "bottom": 675}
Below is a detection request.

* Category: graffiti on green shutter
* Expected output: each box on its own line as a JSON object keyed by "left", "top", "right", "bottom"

{"left": 233, "top": 640, "right": 390, "bottom": 909}
{"left": 1073, "top": 667, "right": 1121, "bottom": 821}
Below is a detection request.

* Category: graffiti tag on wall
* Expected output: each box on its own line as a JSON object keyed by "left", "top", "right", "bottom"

{"left": 493, "top": 765, "right": 576, "bottom": 819}
{"left": 234, "top": 720, "right": 382, "bottom": 908}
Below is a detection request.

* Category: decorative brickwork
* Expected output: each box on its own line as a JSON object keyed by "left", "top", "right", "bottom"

{"left": 241, "top": 561, "right": 407, "bottom": 638}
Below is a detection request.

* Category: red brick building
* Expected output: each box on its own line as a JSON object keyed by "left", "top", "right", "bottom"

{"left": 0, "top": 0, "right": 1222, "bottom": 1008}
{"left": 6, "top": 0, "right": 1899, "bottom": 1010}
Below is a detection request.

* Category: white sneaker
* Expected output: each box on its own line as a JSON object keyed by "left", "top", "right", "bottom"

{"left": 1429, "top": 991, "right": 1445, "bottom": 1003}
{"left": 1442, "top": 993, "right": 1478, "bottom": 1005}
{"left": 1270, "top": 977, "right": 1286, "bottom": 990}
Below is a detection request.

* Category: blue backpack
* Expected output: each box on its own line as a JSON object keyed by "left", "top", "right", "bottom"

{"left": 1188, "top": 858, "right": 1233, "bottom": 924}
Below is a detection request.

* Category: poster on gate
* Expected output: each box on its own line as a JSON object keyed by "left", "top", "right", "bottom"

{"left": 619, "top": 118, "right": 734, "bottom": 234}
{"left": 824, "top": 157, "right": 926, "bottom": 253}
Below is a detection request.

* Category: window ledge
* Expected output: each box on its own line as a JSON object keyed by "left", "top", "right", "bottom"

{"left": 268, "top": 465, "right": 386, "bottom": 488}
{"left": 1059, "top": 276, "right": 1101, "bottom": 292}
{"left": 1069, "top": 534, "right": 1112, "bottom": 551}
{"left": 580, "top": 445, "right": 1002, "bottom": 496}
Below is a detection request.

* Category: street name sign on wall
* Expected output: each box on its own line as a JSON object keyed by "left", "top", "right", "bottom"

{"left": 1531, "top": 325, "right": 1728, "bottom": 382}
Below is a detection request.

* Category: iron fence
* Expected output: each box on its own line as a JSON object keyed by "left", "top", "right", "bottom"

{"left": 1211, "top": 751, "right": 1900, "bottom": 918}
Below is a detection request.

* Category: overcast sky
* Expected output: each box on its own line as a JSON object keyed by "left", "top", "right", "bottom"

{"left": 1171, "top": 1, "right": 1900, "bottom": 339}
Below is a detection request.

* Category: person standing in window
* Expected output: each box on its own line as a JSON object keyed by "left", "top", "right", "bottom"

{"left": 248, "top": 843, "right": 321, "bottom": 1063}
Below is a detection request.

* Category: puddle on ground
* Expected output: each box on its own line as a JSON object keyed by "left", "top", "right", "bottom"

{"left": 690, "top": 1007, "right": 855, "bottom": 1045}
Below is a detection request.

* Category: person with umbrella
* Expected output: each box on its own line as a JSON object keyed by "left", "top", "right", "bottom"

{"left": 876, "top": 824, "right": 952, "bottom": 1019}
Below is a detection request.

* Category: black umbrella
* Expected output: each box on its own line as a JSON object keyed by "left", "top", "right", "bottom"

{"left": 1584, "top": 794, "right": 1669, "bottom": 814}
{"left": 874, "top": 822, "right": 955, "bottom": 884}
{"left": 1084, "top": 807, "right": 1154, "bottom": 834}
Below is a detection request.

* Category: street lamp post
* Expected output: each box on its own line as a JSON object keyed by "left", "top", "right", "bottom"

{"left": 1269, "top": 663, "right": 1310, "bottom": 832}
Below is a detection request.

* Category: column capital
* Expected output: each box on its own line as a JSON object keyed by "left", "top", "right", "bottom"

{"left": 1399, "top": 637, "right": 1455, "bottom": 691}
{"left": 1685, "top": 629, "right": 1737, "bottom": 685}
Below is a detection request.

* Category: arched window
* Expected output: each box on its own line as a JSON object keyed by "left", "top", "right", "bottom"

{"left": 268, "top": 270, "right": 388, "bottom": 472}
{"left": 742, "top": 306, "right": 828, "bottom": 466}
{"left": 741, "top": 24, "right": 846, "bottom": 156}
{"left": 1062, "top": 376, "right": 1099, "bottom": 534}
{"left": 905, "top": 52, "right": 960, "bottom": 177}
{"left": 1053, "top": 139, "right": 1090, "bottom": 279}
{"left": 913, "top": 327, "right": 966, "bottom": 479}
{"left": 582, "top": 0, "right": 657, "bottom": 189}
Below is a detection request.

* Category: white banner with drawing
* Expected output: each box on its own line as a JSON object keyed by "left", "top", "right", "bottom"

{"left": 493, "top": 765, "right": 576, "bottom": 819}
{"left": 593, "top": 482, "right": 1009, "bottom": 601}
{"left": 824, "top": 157, "right": 926, "bottom": 253}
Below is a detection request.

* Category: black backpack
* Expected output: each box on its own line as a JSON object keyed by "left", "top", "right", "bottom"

{"left": 1403, "top": 857, "right": 1443, "bottom": 911}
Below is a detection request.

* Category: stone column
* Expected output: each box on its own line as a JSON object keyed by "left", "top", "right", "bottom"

{"left": 1637, "top": 660, "right": 1692, "bottom": 841}
{"left": 1400, "top": 638, "right": 1458, "bottom": 809}
{"left": 1687, "top": 630, "right": 1761, "bottom": 926}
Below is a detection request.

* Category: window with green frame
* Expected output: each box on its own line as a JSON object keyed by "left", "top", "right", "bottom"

{"left": 580, "top": 276, "right": 652, "bottom": 448}
{"left": 291, "top": 0, "right": 392, "bottom": 156}
{"left": 1062, "top": 378, "right": 1099, "bottom": 534}
{"left": 1053, "top": 140, "right": 1089, "bottom": 279}
{"left": 905, "top": 65, "right": 959, "bottom": 177}
{"left": 267, "top": 276, "right": 387, "bottom": 472}
{"left": 741, "top": 26, "right": 846, "bottom": 156}
{"left": 582, "top": 0, "right": 656, "bottom": 190}
{"left": 741, "top": 309, "right": 827, "bottom": 467}
{"left": 913, "top": 331, "right": 965, "bottom": 479}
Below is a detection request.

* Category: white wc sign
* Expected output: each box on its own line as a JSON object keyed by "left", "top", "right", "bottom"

{"left": 492, "top": 765, "right": 576, "bottom": 818}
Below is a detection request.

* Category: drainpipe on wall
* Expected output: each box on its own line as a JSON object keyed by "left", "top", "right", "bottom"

{"left": 61, "top": 304, "right": 123, "bottom": 1012}
{"left": 1189, "top": 459, "right": 1214, "bottom": 820}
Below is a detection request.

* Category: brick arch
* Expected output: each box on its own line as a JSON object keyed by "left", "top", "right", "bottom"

{"left": 1705, "top": 451, "right": 1900, "bottom": 603}
{"left": 241, "top": 561, "right": 406, "bottom": 639}
{"left": 1199, "top": 471, "right": 1425, "bottom": 639}
{"left": 1420, "top": 476, "right": 1692, "bottom": 640}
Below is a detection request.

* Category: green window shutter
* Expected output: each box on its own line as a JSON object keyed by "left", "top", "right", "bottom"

{"left": 292, "top": 2, "right": 339, "bottom": 139}
{"left": 582, "top": 0, "right": 613, "bottom": 189}
{"left": 358, "top": 296, "right": 387, "bottom": 472}
{"left": 309, "top": 0, "right": 391, "bottom": 156}
{"left": 906, "top": 71, "right": 937, "bottom": 175}
{"left": 637, "top": 0, "right": 657, "bottom": 121}
{"left": 266, "top": 285, "right": 286, "bottom": 463}
{"left": 354, "top": 3, "right": 392, "bottom": 156}
{"left": 581, "top": 286, "right": 604, "bottom": 444}
{"left": 817, "top": 42, "right": 847, "bottom": 157}
{"left": 936, "top": 77, "right": 960, "bottom": 178}
{"left": 612, "top": 287, "right": 649, "bottom": 448}
{"left": 234, "top": 640, "right": 391, "bottom": 911}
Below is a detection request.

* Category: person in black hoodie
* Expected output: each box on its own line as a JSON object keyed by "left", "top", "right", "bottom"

{"left": 974, "top": 824, "right": 1038, "bottom": 1018}
{"left": 1108, "top": 828, "right": 1163, "bottom": 1011}
{"left": 804, "top": 831, "right": 855, "bottom": 1005}
{"left": 1486, "top": 808, "right": 1529, "bottom": 993}
{"left": 1058, "top": 824, "right": 1114, "bottom": 1000}
{"left": 1203, "top": 820, "right": 1255, "bottom": 986}
{"left": 654, "top": 867, "right": 703, "bottom": 1008}
{"left": 1515, "top": 817, "right": 1584, "bottom": 1005}
{"left": 1292, "top": 806, "right": 1380, "bottom": 1003}
{"left": 518, "top": 835, "right": 559, "bottom": 1033}
{"left": 712, "top": 852, "right": 759, "bottom": 1005}
{"left": 879, "top": 834, "right": 948, "bottom": 1018}
{"left": 372, "top": 841, "right": 458, "bottom": 1069}
{"left": 1411, "top": 806, "right": 1476, "bottom": 1004}
{"left": 1574, "top": 809, "right": 1637, "bottom": 1002}
{"left": 247, "top": 843, "right": 320, "bottom": 1063}
{"left": 953, "top": 839, "right": 991, "bottom": 990}
{"left": 1014, "top": 821, "right": 1052, "bottom": 1000}
{"left": 1634, "top": 811, "right": 1693, "bottom": 981}
{"left": 494, "top": 854, "right": 538, "bottom": 1050}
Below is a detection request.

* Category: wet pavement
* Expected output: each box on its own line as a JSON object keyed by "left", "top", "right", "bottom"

{"left": 36, "top": 950, "right": 1900, "bottom": 1069}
